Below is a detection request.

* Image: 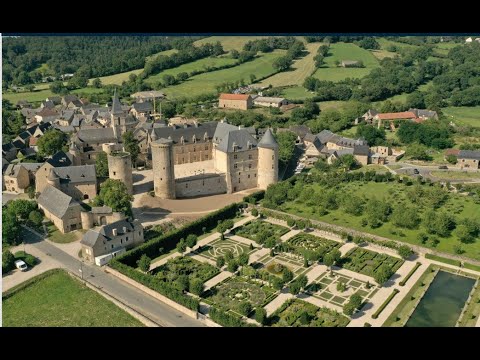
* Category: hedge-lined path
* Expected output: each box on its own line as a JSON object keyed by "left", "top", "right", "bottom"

{"left": 249, "top": 248, "right": 270, "bottom": 263}
{"left": 264, "top": 291, "right": 294, "bottom": 316}
{"left": 347, "top": 260, "right": 429, "bottom": 327}
{"left": 298, "top": 292, "right": 343, "bottom": 312}
{"left": 17, "top": 226, "right": 204, "bottom": 327}
{"left": 339, "top": 243, "right": 356, "bottom": 257}
{"left": 280, "top": 229, "right": 301, "bottom": 242}
{"left": 203, "top": 271, "right": 235, "bottom": 292}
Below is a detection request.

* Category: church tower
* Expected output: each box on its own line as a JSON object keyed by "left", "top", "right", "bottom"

{"left": 111, "top": 89, "right": 123, "bottom": 140}
{"left": 257, "top": 128, "right": 279, "bottom": 190}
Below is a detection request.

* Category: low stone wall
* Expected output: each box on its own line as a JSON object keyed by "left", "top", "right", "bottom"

{"left": 105, "top": 266, "right": 197, "bottom": 320}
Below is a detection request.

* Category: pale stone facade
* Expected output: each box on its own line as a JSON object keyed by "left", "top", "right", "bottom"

{"left": 218, "top": 93, "right": 253, "bottom": 110}
{"left": 108, "top": 152, "right": 133, "bottom": 195}
{"left": 4, "top": 165, "right": 30, "bottom": 193}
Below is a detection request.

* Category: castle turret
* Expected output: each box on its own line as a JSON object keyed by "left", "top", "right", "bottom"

{"left": 47, "top": 169, "right": 60, "bottom": 188}
{"left": 150, "top": 129, "right": 157, "bottom": 142}
{"left": 108, "top": 151, "right": 133, "bottom": 195}
{"left": 257, "top": 128, "right": 279, "bottom": 190}
{"left": 151, "top": 138, "right": 175, "bottom": 199}
{"left": 69, "top": 141, "right": 81, "bottom": 166}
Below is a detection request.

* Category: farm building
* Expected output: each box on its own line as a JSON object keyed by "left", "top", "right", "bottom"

{"left": 253, "top": 96, "right": 288, "bottom": 108}
{"left": 218, "top": 93, "right": 253, "bottom": 110}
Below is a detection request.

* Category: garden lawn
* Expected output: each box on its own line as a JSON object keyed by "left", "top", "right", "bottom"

{"left": 3, "top": 89, "right": 55, "bottom": 103}
{"left": 144, "top": 57, "right": 237, "bottom": 85}
{"left": 152, "top": 256, "right": 219, "bottom": 283}
{"left": 196, "top": 238, "right": 255, "bottom": 261}
{"left": 161, "top": 51, "right": 286, "bottom": 98}
{"left": 232, "top": 219, "right": 290, "bottom": 244}
{"left": 280, "top": 85, "right": 316, "bottom": 100}
{"left": 259, "top": 43, "right": 321, "bottom": 87}
{"left": 278, "top": 180, "right": 480, "bottom": 260}
{"left": 286, "top": 233, "right": 340, "bottom": 254}
{"left": 46, "top": 225, "right": 81, "bottom": 244}
{"left": 442, "top": 106, "right": 480, "bottom": 128}
{"left": 339, "top": 247, "right": 404, "bottom": 277}
{"left": 2, "top": 269, "right": 142, "bottom": 327}
{"left": 270, "top": 298, "right": 349, "bottom": 327}
{"left": 312, "top": 42, "right": 379, "bottom": 82}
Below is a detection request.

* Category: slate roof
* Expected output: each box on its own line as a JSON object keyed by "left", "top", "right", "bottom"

{"left": 51, "top": 165, "right": 96, "bottom": 184}
{"left": 458, "top": 150, "right": 480, "bottom": 160}
{"left": 353, "top": 145, "right": 370, "bottom": 156}
{"left": 36, "top": 108, "right": 58, "bottom": 117}
{"left": 316, "top": 130, "right": 338, "bottom": 144}
{"left": 253, "top": 96, "right": 286, "bottom": 104}
{"left": 258, "top": 128, "right": 278, "bottom": 149}
{"left": 46, "top": 151, "right": 73, "bottom": 167}
{"left": 212, "top": 122, "right": 238, "bottom": 144}
{"left": 131, "top": 102, "right": 153, "bottom": 112}
{"left": 62, "top": 95, "right": 79, "bottom": 104}
{"left": 19, "top": 163, "right": 43, "bottom": 172}
{"left": 111, "top": 90, "right": 123, "bottom": 115}
{"left": 4, "top": 164, "right": 24, "bottom": 178}
{"left": 216, "top": 129, "right": 258, "bottom": 153}
{"left": 38, "top": 185, "right": 79, "bottom": 218}
{"left": 408, "top": 108, "right": 438, "bottom": 119}
{"left": 81, "top": 218, "right": 142, "bottom": 247}
{"left": 76, "top": 128, "right": 117, "bottom": 143}
{"left": 153, "top": 121, "right": 218, "bottom": 145}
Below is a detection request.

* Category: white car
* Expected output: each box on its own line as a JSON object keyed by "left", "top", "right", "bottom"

{"left": 14, "top": 260, "right": 28, "bottom": 272}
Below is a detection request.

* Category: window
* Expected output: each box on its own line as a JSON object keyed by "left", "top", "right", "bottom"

{"left": 249, "top": 164, "right": 252, "bottom": 169}
{"left": 111, "top": 244, "right": 114, "bottom": 249}
{"left": 238, "top": 172, "right": 241, "bottom": 176}
{"left": 234, "top": 164, "right": 237, "bottom": 169}
{"left": 186, "top": 183, "right": 188, "bottom": 188}
{"left": 205, "top": 145, "right": 209, "bottom": 150}
{"left": 234, "top": 154, "right": 238, "bottom": 160}
{"left": 254, "top": 173, "right": 256, "bottom": 177}
{"left": 113, "top": 171, "right": 116, "bottom": 176}
{"left": 139, "top": 231, "right": 141, "bottom": 236}
{"left": 193, "top": 147, "right": 196, "bottom": 152}
{"left": 126, "top": 236, "right": 128, "bottom": 241}
{"left": 249, "top": 154, "right": 252, "bottom": 160}
{"left": 272, "top": 155, "right": 275, "bottom": 160}
{"left": 121, "top": 239, "right": 123, "bottom": 244}
{"left": 248, "top": 174, "right": 250, "bottom": 178}
{"left": 205, "top": 155, "right": 208, "bottom": 160}
{"left": 88, "top": 154, "right": 91, "bottom": 159}
{"left": 238, "top": 178, "right": 241, "bottom": 183}
{"left": 272, "top": 164, "right": 274, "bottom": 169}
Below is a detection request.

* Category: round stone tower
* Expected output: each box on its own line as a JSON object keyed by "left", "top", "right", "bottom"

{"left": 47, "top": 169, "right": 60, "bottom": 189}
{"left": 108, "top": 151, "right": 133, "bottom": 195}
{"left": 257, "top": 128, "right": 279, "bottom": 190}
{"left": 151, "top": 138, "right": 176, "bottom": 199}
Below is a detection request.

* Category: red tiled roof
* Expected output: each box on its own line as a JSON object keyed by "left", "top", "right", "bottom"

{"left": 219, "top": 93, "right": 250, "bottom": 101}
{"left": 376, "top": 111, "right": 416, "bottom": 120}
{"left": 444, "top": 148, "right": 460, "bottom": 156}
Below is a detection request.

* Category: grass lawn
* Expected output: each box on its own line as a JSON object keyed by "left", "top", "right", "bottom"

{"left": 377, "top": 38, "right": 419, "bottom": 51}
{"left": 277, "top": 180, "right": 480, "bottom": 260}
{"left": 442, "top": 106, "right": 480, "bottom": 128}
{"left": 370, "top": 49, "right": 396, "bottom": 60}
{"left": 47, "top": 225, "right": 81, "bottom": 244}
{"left": 88, "top": 69, "right": 143, "bottom": 86}
{"left": 312, "top": 43, "right": 379, "bottom": 82}
{"left": 259, "top": 43, "right": 321, "bottom": 87}
{"left": 144, "top": 57, "right": 237, "bottom": 85}
{"left": 280, "top": 85, "right": 316, "bottom": 100}
{"left": 317, "top": 100, "right": 351, "bottom": 111}
{"left": 270, "top": 298, "right": 349, "bottom": 327}
{"left": 145, "top": 48, "right": 178, "bottom": 62}
{"left": 2, "top": 269, "right": 143, "bottom": 327}
{"left": 351, "top": 164, "right": 388, "bottom": 173}
{"left": 434, "top": 42, "right": 459, "bottom": 56}
{"left": 3, "top": 89, "right": 55, "bottom": 103}
{"left": 430, "top": 171, "right": 480, "bottom": 180}
{"left": 193, "top": 36, "right": 271, "bottom": 52}
{"left": 162, "top": 51, "right": 286, "bottom": 98}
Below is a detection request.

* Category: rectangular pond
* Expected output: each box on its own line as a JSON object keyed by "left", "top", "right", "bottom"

{"left": 405, "top": 270, "right": 475, "bottom": 327}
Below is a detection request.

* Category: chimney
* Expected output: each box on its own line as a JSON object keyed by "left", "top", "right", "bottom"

{"left": 123, "top": 226, "right": 127, "bottom": 233}
{"left": 113, "top": 228, "right": 118, "bottom": 236}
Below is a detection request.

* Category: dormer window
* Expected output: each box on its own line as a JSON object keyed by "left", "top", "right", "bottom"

{"left": 192, "top": 135, "right": 197, "bottom": 143}
{"left": 204, "top": 132, "right": 208, "bottom": 141}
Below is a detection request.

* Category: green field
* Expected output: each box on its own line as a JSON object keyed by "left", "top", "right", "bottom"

{"left": 144, "top": 57, "right": 237, "bottom": 85}
{"left": 194, "top": 36, "right": 271, "bottom": 52}
{"left": 312, "top": 43, "right": 379, "bottom": 82}
{"left": 377, "top": 38, "right": 418, "bottom": 51}
{"left": 430, "top": 171, "right": 480, "bottom": 181}
{"left": 434, "top": 42, "right": 459, "bottom": 56}
{"left": 278, "top": 181, "right": 480, "bottom": 260}
{"left": 2, "top": 269, "right": 142, "bottom": 327}
{"left": 3, "top": 89, "right": 55, "bottom": 103}
{"left": 161, "top": 51, "right": 285, "bottom": 98}
{"left": 259, "top": 43, "right": 321, "bottom": 87}
{"left": 443, "top": 106, "right": 480, "bottom": 127}
{"left": 280, "top": 86, "right": 316, "bottom": 100}
{"left": 145, "top": 48, "right": 178, "bottom": 61}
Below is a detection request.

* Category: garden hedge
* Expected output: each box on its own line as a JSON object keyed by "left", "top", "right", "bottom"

{"left": 117, "top": 203, "right": 239, "bottom": 267}
{"left": 425, "top": 253, "right": 461, "bottom": 267}
{"left": 243, "top": 190, "right": 265, "bottom": 204}
{"left": 108, "top": 260, "right": 199, "bottom": 311}
{"left": 371, "top": 289, "right": 399, "bottom": 319}
{"left": 208, "top": 306, "right": 256, "bottom": 327}
{"left": 399, "top": 262, "right": 421, "bottom": 286}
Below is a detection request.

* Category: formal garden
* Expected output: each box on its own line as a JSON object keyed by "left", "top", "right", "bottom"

{"left": 286, "top": 233, "right": 341, "bottom": 256}
{"left": 269, "top": 299, "right": 350, "bottom": 327}
{"left": 339, "top": 247, "right": 404, "bottom": 280}
{"left": 305, "top": 270, "right": 379, "bottom": 308}
{"left": 195, "top": 238, "right": 256, "bottom": 261}
{"left": 254, "top": 253, "right": 307, "bottom": 277}
{"left": 152, "top": 257, "right": 219, "bottom": 293}
{"left": 202, "top": 275, "right": 277, "bottom": 318}
{"left": 232, "top": 219, "right": 290, "bottom": 247}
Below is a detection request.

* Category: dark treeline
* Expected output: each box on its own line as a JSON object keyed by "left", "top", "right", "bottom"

{"left": 2, "top": 36, "right": 203, "bottom": 87}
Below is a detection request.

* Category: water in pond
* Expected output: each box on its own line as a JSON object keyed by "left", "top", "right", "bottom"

{"left": 405, "top": 271, "right": 475, "bottom": 327}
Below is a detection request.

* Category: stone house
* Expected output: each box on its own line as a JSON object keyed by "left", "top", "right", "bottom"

{"left": 3, "top": 164, "right": 30, "bottom": 193}
{"left": 218, "top": 93, "right": 253, "bottom": 110}
{"left": 80, "top": 218, "right": 144, "bottom": 266}
{"left": 38, "top": 185, "right": 83, "bottom": 233}
{"left": 457, "top": 150, "right": 480, "bottom": 170}
{"left": 45, "top": 164, "right": 97, "bottom": 201}
{"left": 253, "top": 96, "right": 288, "bottom": 108}
{"left": 35, "top": 151, "right": 75, "bottom": 194}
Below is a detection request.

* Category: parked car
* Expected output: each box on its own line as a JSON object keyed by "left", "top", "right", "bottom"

{"left": 413, "top": 169, "right": 420, "bottom": 174}
{"left": 438, "top": 165, "right": 448, "bottom": 170}
{"left": 14, "top": 260, "right": 28, "bottom": 271}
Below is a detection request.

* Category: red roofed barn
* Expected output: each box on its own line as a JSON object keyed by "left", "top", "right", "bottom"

{"left": 218, "top": 93, "right": 253, "bottom": 110}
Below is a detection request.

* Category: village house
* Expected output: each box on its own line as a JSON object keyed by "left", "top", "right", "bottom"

{"left": 44, "top": 164, "right": 97, "bottom": 201}
{"left": 80, "top": 218, "right": 144, "bottom": 266}
{"left": 341, "top": 60, "right": 361, "bottom": 68}
{"left": 35, "top": 107, "right": 59, "bottom": 123}
{"left": 277, "top": 125, "right": 311, "bottom": 145}
{"left": 38, "top": 185, "right": 83, "bottom": 233}
{"left": 130, "top": 90, "right": 165, "bottom": 102}
{"left": 3, "top": 164, "right": 30, "bottom": 193}
{"left": 218, "top": 93, "right": 253, "bottom": 110}
{"left": 253, "top": 96, "right": 288, "bottom": 108}
{"left": 457, "top": 150, "right": 480, "bottom": 170}
{"left": 130, "top": 102, "right": 153, "bottom": 119}
{"left": 35, "top": 151, "right": 75, "bottom": 194}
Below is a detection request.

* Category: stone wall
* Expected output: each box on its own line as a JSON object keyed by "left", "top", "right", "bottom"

{"left": 175, "top": 174, "right": 227, "bottom": 198}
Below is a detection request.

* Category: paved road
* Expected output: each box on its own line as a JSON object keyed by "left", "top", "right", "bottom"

{"left": 21, "top": 226, "right": 204, "bottom": 327}
{"left": 393, "top": 162, "right": 480, "bottom": 183}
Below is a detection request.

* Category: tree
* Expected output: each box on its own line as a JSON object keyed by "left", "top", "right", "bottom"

{"left": 271, "top": 277, "right": 284, "bottom": 290}
{"left": 28, "top": 210, "right": 43, "bottom": 227}
{"left": 289, "top": 281, "right": 302, "bottom": 295}
{"left": 343, "top": 293, "right": 363, "bottom": 316}
{"left": 5, "top": 199, "right": 37, "bottom": 221}
{"left": 238, "top": 252, "right": 249, "bottom": 266}
{"left": 391, "top": 204, "right": 420, "bottom": 229}
{"left": 282, "top": 268, "right": 294, "bottom": 283}
{"left": 249, "top": 74, "right": 256, "bottom": 83}
{"left": 49, "top": 81, "right": 67, "bottom": 94}
{"left": 358, "top": 38, "right": 380, "bottom": 50}
{"left": 251, "top": 208, "right": 259, "bottom": 217}
{"left": 93, "top": 179, "right": 134, "bottom": 217}
{"left": 406, "top": 143, "right": 431, "bottom": 161}
{"left": 398, "top": 245, "right": 413, "bottom": 259}
{"left": 176, "top": 72, "right": 189, "bottom": 82}
{"left": 137, "top": 254, "right": 151, "bottom": 273}
{"left": 176, "top": 239, "right": 187, "bottom": 253}
{"left": 2, "top": 250, "right": 15, "bottom": 273}
{"left": 37, "top": 129, "right": 68, "bottom": 157}
{"left": 189, "top": 279, "right": 204, "bottom": 295}
{"left": 2, "top": 210, "right": 20, "bottom": 246}
{"left": 122, "top": 131, "right": 140, "bottom": 167}
{"left": 217, "top": 219, "right": 234, "bottom": 239}
{"left": 175, "top": 275, "right": 190, "bottom": 292}
{"left": 255, "top": 307, "right": 267, "bottom": 325}
{"left": 26, "top": 185, "right": 36, "bottom": 199}
{"left": 231, "top": 50, "right": 240, "bottom": 59}
{"left": 95, "top": 151, "right": 109, "bottom": 177}
{"left": 92, "top": 78, "right": 102, "bottom": 88}
{"left": 227, "top": 261, "right": 238, "bottom": 273}
{"left": 446, "top": 155, "right": 457, "bottom": 164}
{"left": 272, "top": 56, "right": 293, "bottom": 72}
{"left": 374, "top": 264, "right": 393, "bottom": 285}
{"left": 356, "top": 124, "right": 386, "bottom": 146}
{"left": 185, "top": 234, "right": 198, "bottom": 249}
{"left": 296, "top": 274, "right": 308, "bottom": 289}
{"left": 238, "top": 301, "right": 252, "bottom": 316}
{"left": 216, "top": 256, "right": 225, "bottom": 268}
{"left": 455, "top": 224, "right": 473, "bottom": 243}
{"left": 162, "top": 74, "right": 176, "bottom": 86}
{"left": 406, "top": 91, "right": 425, "bottom": 109}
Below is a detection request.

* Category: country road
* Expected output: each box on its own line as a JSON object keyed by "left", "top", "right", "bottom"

{"left": 20, "top": 226, "right": 204, "bottom": 327}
